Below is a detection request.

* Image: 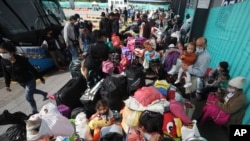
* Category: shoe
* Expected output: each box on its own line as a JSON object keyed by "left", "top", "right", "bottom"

{"left": 168, "top": 65, "right": 177, "bottom": 75}
{"left": 47, "top": 94, "right": 56, "bottom": 100}
{"left": 174, "top": 79, "right": 180, "bottom": 84}
{"left": 43, "top": 94, "right": 49, "bottom": 101}
{"left": 184, "top": 82, "right": 192, "bottom": 88}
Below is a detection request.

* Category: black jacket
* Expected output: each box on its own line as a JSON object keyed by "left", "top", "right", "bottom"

{"left": 1, "top": 54, "right": 44, "bottom": 87}
{"left": 84, "top": 41, "right": 109, "bottom": 70}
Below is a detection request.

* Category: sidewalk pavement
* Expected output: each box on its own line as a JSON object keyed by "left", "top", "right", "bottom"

{"left": 0, "top": 69, "right": 72, "bottom": 134}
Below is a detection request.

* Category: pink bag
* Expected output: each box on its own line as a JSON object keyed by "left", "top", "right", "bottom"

{"left": 127, "top": 36, "right": 135, "bottom": 52}
{"left": 102, "top": 60, "right": 114, "bottom": 74}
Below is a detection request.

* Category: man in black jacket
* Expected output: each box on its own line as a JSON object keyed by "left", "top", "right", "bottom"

{"left": 82, "top": 30, "right": 110, "bottom": 81}
{"left": 99, "top": 12, "right": 112, "bottom": 40}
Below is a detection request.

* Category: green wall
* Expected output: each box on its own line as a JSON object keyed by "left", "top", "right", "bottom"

{"left": 203, "top": 1, "right": 250, "bottom": 124}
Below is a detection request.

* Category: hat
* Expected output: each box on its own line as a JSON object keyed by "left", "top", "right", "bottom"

{"left": 101, "top": 12, "right": 105, "bottom": 17}
{"left": 229, "top": 76, "right": 246, "bottom": 89}
{"left": 101, "top": 124, "right": 123, "bottom": 137}
{"left": 168, "top": 44, "right": 175, "bottom": 48}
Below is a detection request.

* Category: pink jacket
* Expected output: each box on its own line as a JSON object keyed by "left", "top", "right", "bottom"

{"left": 200, "top": 93, "right": 230, "bottom": 126}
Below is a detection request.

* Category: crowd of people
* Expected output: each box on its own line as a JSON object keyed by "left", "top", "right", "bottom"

{"left": 0, "top": 5, "right": 248, "bottom": 141}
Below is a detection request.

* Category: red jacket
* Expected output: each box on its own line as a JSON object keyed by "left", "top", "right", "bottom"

{"left": 180, "top": 50, "right": 196, "bottom": 66}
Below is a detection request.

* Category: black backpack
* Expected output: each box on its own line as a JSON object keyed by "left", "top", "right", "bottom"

{"left": 99, "top": 75, "right": 127, "bottom": 111}
{"left": 125, "top": 65, "right": 145, "bottom": 96}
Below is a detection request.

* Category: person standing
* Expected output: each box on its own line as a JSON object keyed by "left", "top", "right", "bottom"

{"left": 0, "top": 42, "right": 49, "bottom": 114}
{"left": 99, "top": 12, "right": 112, "bottom": 40}
{"left": 63, "top": 15, "right": 78, "bottom": 60}
{"left": 123, "top": 7, "right": 128, "bottom": 25}
{"left": 109, "top": 12, "right": 119, "bottom": 36}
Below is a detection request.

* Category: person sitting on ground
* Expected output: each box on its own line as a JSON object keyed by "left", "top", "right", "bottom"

{"left": 182, "top": 37, "right": 211, "bottom": 97}
{"left": 199, "top": 72, "right": 230, "bottom": 100}
{"left": 88, "top": 99, "right": 114, "bottom": 141}
{"left": 41, "top": 28, "right": 66, "bottom": 71}
{"left": 207, "top": 61, "right": 229, "bottom": 86}
{"left": 174, "top": 42, "right": 196, "bottom": 88}
{"left": 196, "top": 61, "right": 230, "bottom": 100}
{"left": 203, "top": 76, "right": 247, "bottom": 128}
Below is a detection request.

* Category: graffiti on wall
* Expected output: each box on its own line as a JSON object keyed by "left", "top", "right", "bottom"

{"left": 221, "top": 0, "right": 245, "bottom": 6}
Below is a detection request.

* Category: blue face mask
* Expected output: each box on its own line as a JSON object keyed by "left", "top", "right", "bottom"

{"left": 196, "top": 48, "right": 204, "bottom": 54}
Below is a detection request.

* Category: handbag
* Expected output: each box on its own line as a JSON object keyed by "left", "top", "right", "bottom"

{"left": 80, "top": 79, "right": 104, "bottom": 104}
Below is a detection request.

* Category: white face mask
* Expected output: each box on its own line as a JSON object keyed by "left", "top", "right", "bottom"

{"left": 196, "top": 48, "right": 204, "bottom": 54}
{"left": 227, "top": 88, "right": 235, "bottom": 93}
{"left": 0, "top": 53, "right": 11, "bottom": 60}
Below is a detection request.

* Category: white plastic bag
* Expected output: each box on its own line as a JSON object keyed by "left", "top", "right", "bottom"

{"left": 181, "top": 120, "right": 200, "bottom": 141}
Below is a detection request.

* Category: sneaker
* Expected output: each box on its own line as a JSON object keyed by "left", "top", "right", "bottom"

{"left": 184, "top": 82, "right": 192, "bottom": 88}
{"left": 43, "top": 94, "right": 49, "bottom": 101}
{"left": 47, "top": 93, "right": 56, "bottom": 100}
{"left": 174, "top": 79, "right": 180, "bottom": 84}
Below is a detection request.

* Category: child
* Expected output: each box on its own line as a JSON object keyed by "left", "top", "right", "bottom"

{"left": 88, "top": 99, "right": 114, "bottom": 141}
{"left": 198, "top": 71, "right": 230, "bottom": 100}
{"left": 143, "top": 40, "right": 160, "bottom": 70}
{"left": 207, "top": 61, "right": 229, "bottom": 86}
{"left": 174, "top": 42, "right": 196, "bottom": 88}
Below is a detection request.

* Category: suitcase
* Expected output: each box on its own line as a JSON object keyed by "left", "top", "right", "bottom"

{"left": 57, "top": 104, "right": 71, "bottom": 118}
{"left": 55, "top": 76, "right": 87, "bottom": 110}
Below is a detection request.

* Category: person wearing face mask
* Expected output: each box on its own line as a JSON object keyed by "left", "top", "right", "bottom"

{"left": 182, "top": 37, "right": 211, "bottom": 98}
{"left": 0, "top": 42, "right": 49, "bottom": 114}
{"left": 209, "top": 76, "right": 247, "bottom": 127}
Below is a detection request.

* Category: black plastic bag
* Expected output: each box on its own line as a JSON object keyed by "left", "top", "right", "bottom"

{"left": 5, "top": 124, "right": 26, "bottom": 141}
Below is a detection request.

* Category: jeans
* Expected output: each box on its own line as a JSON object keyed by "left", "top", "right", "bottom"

{"left": 19, "top": 79, "right": 47, "bottom": 114}
{"left": 82, "top": 38, "right": 90, "bottom": 52}
{"left": 69, "top": 45, "right": 78, "bottom": 60}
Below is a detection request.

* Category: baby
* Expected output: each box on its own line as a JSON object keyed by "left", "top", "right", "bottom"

{"left": 175, "top": 42, "right": 196, "bottom": 88}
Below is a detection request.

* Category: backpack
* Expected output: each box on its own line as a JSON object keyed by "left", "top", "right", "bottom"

{"left": 69, "top": 58, "right": 83, "bottom": 79}
{"left": 134, "top": 37, "right": 146, "bottom": 49}
{"left": 99, "top": 75, "right": 127, "bottom": 111}
{"left": 121, "top": 46, "right": 133, "bottom": 63}
{"left": 125, "top": 65, "right": 145, "bottom": 95}
{"left": 102, "top": 60, "right": 115, "bottom": 74}
{"left": 164, "top": 51, "right": 180, "bottom": 72}
{"left": 139, "top": 110, "right": 163, "bottom": 133}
